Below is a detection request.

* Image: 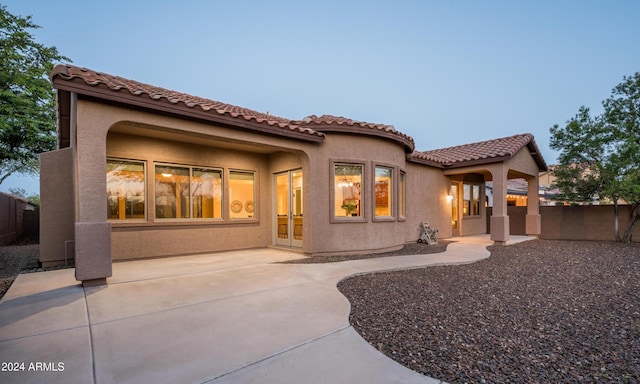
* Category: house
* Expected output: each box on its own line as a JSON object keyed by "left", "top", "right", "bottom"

{"left": 486, "top": 174, "right": 558, "bottom": 207}
{"left": 41, "top": 64, "right": 547, "bottom": 286}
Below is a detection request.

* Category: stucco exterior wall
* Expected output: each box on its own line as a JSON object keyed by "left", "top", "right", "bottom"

{"left": 108, "top": 132, "right": 277, "bottom": 260}
{"left": 47, "top": 98, "right": 542, "bottom": 269}
{"left": 405, "top": 162, "right": 452, "bottom": 241}
{"left": 70, "top": 100, "right": 321, "bottom": 261}
{"left": 303, "top": 134, "right": 431, "bottom": 256}
{"left": 39, "top": 147, "right": 75, "bottom": 266}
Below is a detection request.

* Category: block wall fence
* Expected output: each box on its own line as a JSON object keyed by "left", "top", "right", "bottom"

{"left": 488, "top": 205, "right": 639, "bottom": 243}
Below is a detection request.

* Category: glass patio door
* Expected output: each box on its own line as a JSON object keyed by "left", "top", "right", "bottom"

{"left": 451, "top": 182, "right": 460, "bottom": 236}
{"left": 275, "top": 170, "right": 303, "bottom": 247}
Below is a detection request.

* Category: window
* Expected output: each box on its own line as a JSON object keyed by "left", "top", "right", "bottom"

{"left": 463, "top": 183, "right": 481, "bottom": 216}
{"left": 229, "top": 171, "right": 255, "bottom": 219}
{"left": 107, "top": 159, "right": 145, "bottom": 220}
{"left": 399, "top": 171, "right": 406, "bottom": 218}
{"left": 155, "top": 165, "right": 190, "bottom": 218}
{"left": 334, "top": 164, "right": 363, "bottom": 217}
{"left": 155, "top": 164, "right": 223, "bottom": 219}
{"left": 192, "top": 168, "right": 222, "bottom": 218}
{"left": 375, "top": 166, "right": 393, "bottom": 217}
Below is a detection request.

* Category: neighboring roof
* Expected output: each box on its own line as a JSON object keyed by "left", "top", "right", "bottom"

{"left": 50, "top": 64, "right": 324, "bottom": 142}
{"left": 293, "top": 115, "right": 415, "bottom": 153}
{"left": 411, "top": 133, "right": 548, "bottom": 171}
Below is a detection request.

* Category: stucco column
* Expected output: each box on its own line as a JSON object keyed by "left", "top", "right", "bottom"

{"left": 74, "top": 103, "right": 112, "bottom": 286}
{"left": 490, "top": 167, "right": 510, "bottom": 245}
{"left": 525, "top": 174, "right": 541, "bottom": 236}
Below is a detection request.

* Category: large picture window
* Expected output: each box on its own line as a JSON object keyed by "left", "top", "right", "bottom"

{"left": 192, "top": 168, "right": 222, "bottom": 218}
{"left": 334, "top": 164, "right": 363, "bottom": 217}
{"left": 229, "top": 171, "right": 255, "bottom": 219}
{"left": 155, "top": 164, "right": 223, "bottom": 219}
{"left": 375, "top": 166, "right": 393, "bottom": 217}
{"left": 107, "top": 159, "right": 145, "bottom": 220}
{"left": 155, "top": 165, "right": 190, "bottom": 219}
{"left": 463, "top": 183, "right": 481, "bottom": 216}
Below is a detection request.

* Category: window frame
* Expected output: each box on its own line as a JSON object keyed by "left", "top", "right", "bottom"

{"left": 330, "top": 160, "right": 367, "bottom": 223}
{"left": 228, "top": 169, "right": 257, "bottom": 221}
{"left": 398, "top": 169, "right": 406, "bottom": 221}
{"left": 106, "top": 158, "right": 147, "bottom": 222}
{"left": 373, "top": 163, "right": 395, "bottom": 221}
{"left": 463, "top": 182, "right": 482, "bottom": 217}
{"left": 191, "top": 167, "right": 224, "bottom": 219}
{"left": 154, "top": 162, "right": 225, "bottom": 221}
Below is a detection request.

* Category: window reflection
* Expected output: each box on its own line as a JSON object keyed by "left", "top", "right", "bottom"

{"left": 107, "top": 160, "right": 145, "bottom": 220}
{"left": 155, "top": 165, "right": 190, "bottom": 218}
{"left": 229, "top": 171, "right": 255, "bottom": 218}
{"left": 334, "top": 164, "right": 362, "bottom": 217}
{"left": 192, "top": 168, "right": 222, "bottom": 218}
{"left": 375, "top": 166, "right": 393, "bottom": 217}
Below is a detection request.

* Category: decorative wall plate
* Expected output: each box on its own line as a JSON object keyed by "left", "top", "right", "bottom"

{"left": 230, "top": 200, "right": 243, "bottom": 213}
{"left": 245, "top": 200, "right": 254, "bottom": 213}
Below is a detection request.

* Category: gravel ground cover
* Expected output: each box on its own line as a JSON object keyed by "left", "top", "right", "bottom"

{"left": 338, "top": 240, "right": 640, "bottom": 383}
{"left": 0, "top": 237, "right": 57, "bottom": 300}
{"left": 279, "top": 241, "right": 450, "bottom": 264}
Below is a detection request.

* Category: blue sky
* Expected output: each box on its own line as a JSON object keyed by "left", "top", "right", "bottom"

{"left": 2, "top": 0, "right": 639, "bottom": 195}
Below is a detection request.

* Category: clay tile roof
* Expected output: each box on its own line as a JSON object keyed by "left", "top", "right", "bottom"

{"left": 412, "top": 133, "right": 547, "bottom": 170}
{"left": 293, "top": 114, "right": 415, "bottom": 153}
{"left": 49, "top": 64, "right": 324, "bottom": 141}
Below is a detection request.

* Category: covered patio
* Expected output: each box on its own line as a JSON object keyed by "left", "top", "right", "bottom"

{"left": 412, "top": 134, "right": 547, "bottom": 244}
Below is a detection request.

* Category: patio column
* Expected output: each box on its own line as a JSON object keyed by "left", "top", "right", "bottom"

{"left": 525, "top": 174, "right": 541, "bottom": 236}
{"left": 490, "top": 167, "right": 510, "bottom": 245}
{"left": 74, "top": 104, "right": 112, "bottom": 286}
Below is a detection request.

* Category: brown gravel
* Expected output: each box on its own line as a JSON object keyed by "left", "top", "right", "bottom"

{"left": 337, "top": 240, "right": 640, "bottom": 383}
{"left": 0, "top": 237, "right": 71, "bottom": 300}
{"left": 279, "top": 241, "right": 450, "bottom": 264}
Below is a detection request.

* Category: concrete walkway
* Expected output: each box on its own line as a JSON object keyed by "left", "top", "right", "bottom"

{"left": 0, "top": 235, "right": 533, "bottom": 384}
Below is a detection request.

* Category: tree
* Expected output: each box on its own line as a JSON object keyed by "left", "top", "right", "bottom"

{"left": 550, "top": 72, "right": 640, "bottom": 242}
{"left": 0, "top": 6, "right": 69, "bottom": 185}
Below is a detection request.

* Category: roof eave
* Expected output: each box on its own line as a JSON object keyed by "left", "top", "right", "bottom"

{"left": 526, "top": 141, "right": 549, "bottom": 172}
{"left": 406, "top": 155, "right": 445, "bottom": 168}
{"left": 443, "top": 155, "right": 512, "bottom": 169}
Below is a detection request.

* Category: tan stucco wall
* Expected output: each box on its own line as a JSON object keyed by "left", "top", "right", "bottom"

{"left": 302, "top": 133, "right": 447, "bottom": 256}
{"left": 405, "top": 162, "right": 452, "bottom": 241}
{"left": 506, "top": 148, "right": 542, "bottom": 178}
{"left": 39, "top": 148, "right": 75, "bottom": 267}
{"left": 70, "top": 100, "right": 321, "bottom": 262}
{"left": 107, "top": 131, "right": 280, "bottom": 260}
{"left": 45, "top": 98, "right": 473, "bottom": 267}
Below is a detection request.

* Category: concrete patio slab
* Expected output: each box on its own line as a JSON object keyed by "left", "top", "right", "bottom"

{"left": 84, "top": 264, "right": 315, "bottom": 324}
{"left": 213, "top": 327, "right": 442, "bottom": 384}
{"left": 0, "top": 235, "right": 535, "bottom": 384}
{"left": 0, "top": 326, "right": 93, "bottom": 384}
{"left": 0, "top": 271, "right": 87, "bottom": 342}
{"left": 91, "top": 282, "right": 349, "bottom": 383}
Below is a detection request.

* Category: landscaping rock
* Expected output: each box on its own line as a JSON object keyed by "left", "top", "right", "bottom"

{"left": 338, "top": 240, "right": 640, "bottom": 383}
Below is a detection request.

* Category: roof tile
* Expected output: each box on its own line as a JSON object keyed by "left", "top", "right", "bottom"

{"left": 413, "top": 133, "right": 547, "bottom": 170}
{"left": 293, "top": 114, "right": 415, "bottom": 152}
{"left": 50, "top": 64, "right": 323, "bottom": 138}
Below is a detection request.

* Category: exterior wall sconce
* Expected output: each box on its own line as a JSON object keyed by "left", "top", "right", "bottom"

{"left": 446, "top": 194, "right": 453, "bottom": 203}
